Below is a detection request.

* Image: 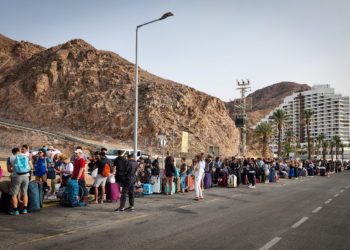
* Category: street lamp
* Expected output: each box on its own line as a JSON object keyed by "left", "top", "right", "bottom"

{"left": 134, "top": 12, "right": 174, "bottom": 157}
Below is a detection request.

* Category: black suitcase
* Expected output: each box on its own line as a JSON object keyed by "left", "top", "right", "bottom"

{"left": 0, "top": 192, "right": 12, "bottom": 213}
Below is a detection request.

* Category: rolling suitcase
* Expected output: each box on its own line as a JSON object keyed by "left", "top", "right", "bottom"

{"left": 218, "top": 173, "right": 228, "bottom": 187}
{"left": 186, "top": 176, "right": 195, "bottom": 191}
{"left": 269, "top": 170, "right": 275, "bottom": 183}
{"left": 0, "top": 192, "right": 12, "bottom": 213}
{"left": 106, "top": 182, "right": 120, "bottom": 201}
{"left": 164, "top": 182, "right": 175, "bottom": 194}
{"left": 143, "top": 183, "right": 153, "bottom": 195}
{"left": 320, "top": 167, "right": 326, "bottom": 176}
{"left": 151, "top": 176, "right": 161, "bottom": 193}
{"left": 227, "top": 174, "right": 237, "bottom": 188}
{"left": 204, "top": 173, "right": 212, "bottom": 189}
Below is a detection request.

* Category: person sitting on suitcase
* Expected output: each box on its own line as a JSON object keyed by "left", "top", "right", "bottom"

{"left": 7, "top": 147, "right": 33, "bottom": 215}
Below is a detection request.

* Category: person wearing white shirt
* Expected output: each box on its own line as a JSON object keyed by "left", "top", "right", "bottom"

{"left": 194, "top": 155, "right": 205, "bottom": 200}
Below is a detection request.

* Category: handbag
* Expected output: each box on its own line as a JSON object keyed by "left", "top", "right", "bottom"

{"left": 47, "top": 167, "right": 56, "bottom": 179}
{"left": 91, "top": 168, "right": 98, "bottom": 178}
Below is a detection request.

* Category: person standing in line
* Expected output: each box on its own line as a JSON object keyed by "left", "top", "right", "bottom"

{"left": 194, "top": 155, "right": 205, "bottom": 200}
{"left": 71, "top": 149, "right": 87, "bottom": 198}
{"left": 7, "top": 148, "right": 32, "bottom": 215}
{"left": 164, "top": 155, "right": 175, "bottom": 195}
{"left": 92, "top": 152, "right": 109, "bottom": 204}
{"left": 248, "top": 158, "right": 256, "bottom": 189}
{"left": 179, "top": 157, "right": 187, "bottom": 193}
{"left": 115, "top": 154, "right": 138, "bottom": 211}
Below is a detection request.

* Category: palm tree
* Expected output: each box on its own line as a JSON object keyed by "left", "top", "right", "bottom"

{"left": 330, "top": 141, "right": 335, "bottom": 161}
{"left": 340, "top": 143, "right": 345, "bottom": 162}
{"left": 254, "top": 122, "right": 274, "bottom": 158}
{"left": 304, "top": 109, "right": 315, "bottom": 159}
{"left": 270, "top": 109, "right": 288, "bottom": 158}
{"left": 283, "top": 142, "right": 295, "bottom": 158}
{"left": 285, "top": 130, "right": 294, "bottom": 144}
{"left": 316, "top": 134, "right": 325, "bottom": 158}
{"left": 322, "top": 141, "right": 329, "bottom": 161}
{"left": 333, "top": 136, "right": 341, "bottom": 160}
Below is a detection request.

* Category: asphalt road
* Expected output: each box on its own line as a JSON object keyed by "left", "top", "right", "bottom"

{"left": 1, "top": 172, "right": 350, "bottom": 250}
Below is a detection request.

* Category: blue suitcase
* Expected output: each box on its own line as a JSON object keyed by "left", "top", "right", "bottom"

{"left": 269, "top": 170, "right": 275, "bottom": 183}
{"left": 143, "top": 183, "right": 153, "bottom": 195}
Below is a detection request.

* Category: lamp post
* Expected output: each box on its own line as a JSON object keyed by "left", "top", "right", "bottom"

{"left": 134, "top": 12, "right": 174, "bottom": 157}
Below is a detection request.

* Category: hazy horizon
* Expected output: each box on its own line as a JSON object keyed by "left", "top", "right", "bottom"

{"left": 1, "top": 0, "right": 349, "bottom": 101}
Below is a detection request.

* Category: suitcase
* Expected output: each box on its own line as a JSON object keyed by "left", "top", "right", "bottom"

{"left": 289, "top": 168, "right": 294, "bottom": 179}
{"left": 218, "top": 173, "right": 228, "bottom": 187}
{"left": 143, "top": 183, "right": 153, "bottom": 195}
{"left": 269, "top": 170, "right": 275, "bottom": 183}
{"left": 151, "top": 176, "right": 161, "bottom": 193}
{"left": 0, "top": 192, "right": 12, "bottom": 213}
{"left": 186, "top": 176, "right": 194, "bottom": 191}
{"left": 227, "top": 174, "right": 237, "bottom": 188}
{"left": 204, "top": 173, "right": 212, "bottom": 189}
{"left": 320, "top": 167, "right": 326, "bottom": 176}
{"left": 28, "top": 181, "right": 43, "bottom": 212}
{"left": 165, "top": 182, "right": 176, "bottom": 194}
{"left": 256, "top": 178, "right": 260, "bottom": 183}
{"left": 106, "top": 182, "right": 120, "bottom": 201}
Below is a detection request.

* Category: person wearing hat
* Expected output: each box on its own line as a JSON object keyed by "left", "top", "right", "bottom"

{"left": 59, "top": 154, "right": 73, "bottom": 186}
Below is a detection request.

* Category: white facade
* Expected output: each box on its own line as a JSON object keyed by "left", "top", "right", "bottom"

{"left": 255, "top": 85, "right": 350, "bottom": 155}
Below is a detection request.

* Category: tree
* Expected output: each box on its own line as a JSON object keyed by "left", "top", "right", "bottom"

{"left": 322, "top": 141, "right": 329, "bottom": 161}
{"left": 340, "top": 143, "right": 345, "bottom": 162}
{"left": 254, "top": 122, "right": 274, "bottom": 159}
{"left": 316, "top": 134, "right": 325, "bottom": 158}
{"left": 283, "top": 142, "right": 295, "bottom": 158}
{"left": 304, "top": 109, "right": 315, "bottom": 159}
{"left": 333, "top": 136, "right": 341, "bottom": 160}
{"left": 330, "top": 141, "right": 335, "bottom": 161}
{"left": 285, "top": 130, "right": 295, "bottom": 144}
{"left": 270, "top": 109, "right": 288, "bottom": 158}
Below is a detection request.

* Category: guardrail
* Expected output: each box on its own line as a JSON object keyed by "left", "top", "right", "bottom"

{"left": 0, "top": 119, "right": 102, "bottom": 149}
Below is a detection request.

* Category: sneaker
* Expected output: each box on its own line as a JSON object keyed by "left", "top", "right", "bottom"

{"left": 248, "top": 184, "right": 252, "bottom": 187}
{"left": 251, "top": 186, "right": 256, "bottom": 189}
{"left": 48, "top": 195, "right": 56, "bottom": 200}
{"left": 9, "top": 210, "right": 19, "bottom": 216}
{"left": 22, "top": 209, "right": 28, "bottom": 214}
{"left": 126, "top": 207, "right": 135, "bottom": 211}
{"left": 115, "top": 207, "right": 126, "bottom": 212}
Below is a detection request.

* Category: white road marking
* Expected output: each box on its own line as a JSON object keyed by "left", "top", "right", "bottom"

{"left": 340, "top": 190, "right": 345, "bottom": 193}
{"left": 334, "top": 194, "right": 339, "bottom": 197}
{"left": 259, "top": 237, "right": 282, "bottom": 250}
{"left": 325, "top": 199, "right": 332, "bottom": 204}
{"left": 291, "top": 217, "right": 309, "bottom": 229}
{"left": 312, "top": 207, "right": 323, "bottom": 214}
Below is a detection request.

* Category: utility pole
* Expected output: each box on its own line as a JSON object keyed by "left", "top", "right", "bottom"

{"left": 235, "top": 79, "right": 251, "bottom": 157}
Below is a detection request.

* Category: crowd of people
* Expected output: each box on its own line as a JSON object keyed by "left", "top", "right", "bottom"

{"left": 1, "top": 144, "right": 349, "bottom": 216}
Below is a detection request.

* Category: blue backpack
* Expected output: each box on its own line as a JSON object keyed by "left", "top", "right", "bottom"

{"left": 60, "top": 179, "right": 86, "bottom": 207}
{"left": 14, "top": 154, "right": 31, "bottom": 175}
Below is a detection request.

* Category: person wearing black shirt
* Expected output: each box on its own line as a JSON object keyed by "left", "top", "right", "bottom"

{"left": 165, "top": 155, "right": 175, "bottom": 195}
{"left": 115, "top": 154, "right": 138, "bottom": 211}
{"left": 92, "top": 152, "right": 109, "bottom": 204}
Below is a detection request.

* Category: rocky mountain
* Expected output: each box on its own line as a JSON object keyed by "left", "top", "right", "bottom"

{"left": 0, "top": 35, "right": 239, "bottom": 157}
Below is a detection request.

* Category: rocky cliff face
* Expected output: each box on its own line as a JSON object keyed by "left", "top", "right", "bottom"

{"left": 0, "top": 35, "right": 240, "bottom": 157}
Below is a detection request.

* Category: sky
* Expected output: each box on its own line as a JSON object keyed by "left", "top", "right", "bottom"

{"left": 1, "top": 0, "right": 350, "bottom": 101}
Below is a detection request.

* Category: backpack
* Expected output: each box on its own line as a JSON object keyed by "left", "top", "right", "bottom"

{"left": 60, "top": 179, "right": 86, "bottom": 207}
{"left": 101, "top": 163, "right": 110, "bottom": 177}
{"left": 14, "top": 154, "right": 31, "bottom": 175}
